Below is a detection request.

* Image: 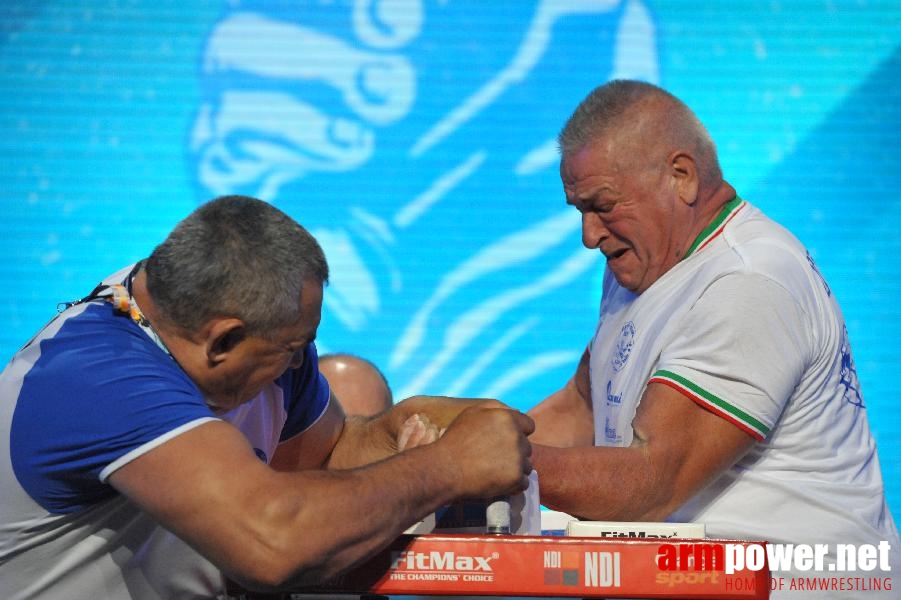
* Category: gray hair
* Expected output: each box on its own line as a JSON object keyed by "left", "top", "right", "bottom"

{"left": 145, "top": 195, "right": 329, "bottom": 337}
{"left": 558, "top": 80, "right": 722, "bottom": 188}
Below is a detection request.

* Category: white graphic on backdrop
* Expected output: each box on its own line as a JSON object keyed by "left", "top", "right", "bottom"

{"left": 190, "top": 0, "right": 658, "bottom": 400}
{"left": 411, "top": 0, "right": 656, "bottom": 157}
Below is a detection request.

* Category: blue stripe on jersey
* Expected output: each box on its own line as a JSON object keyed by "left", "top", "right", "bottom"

{"left": 11, "top": 302, "right": 212, "bottom": 514}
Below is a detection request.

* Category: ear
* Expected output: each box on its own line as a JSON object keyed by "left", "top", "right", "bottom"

{"left": 670, "top": 151, "right": 699, "bottom": 206}
{"left": 204, "top": 317, "right": 247, "bottom": 366}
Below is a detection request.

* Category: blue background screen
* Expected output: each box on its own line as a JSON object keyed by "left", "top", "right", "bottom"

{"left": 2, "top": 1, "right": 899, "bottom": 510}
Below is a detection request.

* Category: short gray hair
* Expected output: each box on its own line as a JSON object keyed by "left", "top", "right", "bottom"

{"left": 558, "top": 80, "right": 722, "bottom": 187}
{"left": 145, "top": 195, "right": 329, "bottom": 337}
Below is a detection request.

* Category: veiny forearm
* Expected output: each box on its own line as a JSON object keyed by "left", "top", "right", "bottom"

{"left": 532, "top": 442, "right": 677, "bottom": 522}
{"left": 230, "top": 441, "right": 463, "bottom": 590}
{"left": 115, "top": 408, "right": 531, "bottom": 594}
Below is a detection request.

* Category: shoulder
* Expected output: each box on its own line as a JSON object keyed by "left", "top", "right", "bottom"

{"left": 28, "top": 301, "right": 193, "bottom": 395}
{"left": 695, "top": 202, "right": 825, "bottom": 311}
{"left": 5, "top": 301, "right": 212, "bottom": 513}
{"left": 722, "top": 204, "right": 809, "bottom": 275}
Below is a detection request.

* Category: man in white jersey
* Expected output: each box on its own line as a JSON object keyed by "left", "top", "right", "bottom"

{"left": 528, "top": 80, "right": 899, "bottom": 597}
{"left": 0, "top": 195, "right": 534, "bottom": 599}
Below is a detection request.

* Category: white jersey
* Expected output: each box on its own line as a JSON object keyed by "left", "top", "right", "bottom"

{"left": 589, "top": 198, "right": 899, "bottom": 596}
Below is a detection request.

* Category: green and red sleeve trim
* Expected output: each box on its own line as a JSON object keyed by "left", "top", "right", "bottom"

{"left": 649, "top": 369, "right": 769, "bottom": 441}
{"left": 682, "top": 196, "right": 746, "bottom": 260}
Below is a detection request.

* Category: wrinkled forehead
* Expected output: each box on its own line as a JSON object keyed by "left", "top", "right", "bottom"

{"left": 560, "top": 138, "right": 623, "bottom": 185}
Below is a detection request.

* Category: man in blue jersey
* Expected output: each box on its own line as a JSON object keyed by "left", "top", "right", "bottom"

{"left": 0, "top": 195, "right": 534, "bottom": 599}
{"left": 528, "top": 80, "right": 899, "bottom": 597}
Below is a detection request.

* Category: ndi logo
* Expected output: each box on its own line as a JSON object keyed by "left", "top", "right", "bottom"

{"left": 542, "top": 550, "right": 621, "bottom": 588}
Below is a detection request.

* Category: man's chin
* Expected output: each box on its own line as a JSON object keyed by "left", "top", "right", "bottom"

{"left": 205, "top": 397, "right": 242, "bottom": 415}
{"left": 205, "top": 400, "right": 228, "bottom": 414}
{"left": 611, "top": 272, "right": 648, "bottom": 295}
{"left": 205, "top": 386, "right": 265, "bottom": 413}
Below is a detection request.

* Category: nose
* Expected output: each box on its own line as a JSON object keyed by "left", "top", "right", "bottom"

{"left": 581, "top": 212, "right": 608, "bottom": 249}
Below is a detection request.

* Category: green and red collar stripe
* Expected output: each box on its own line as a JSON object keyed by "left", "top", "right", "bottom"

{"left": 682, "top": 196, "right": 746, "bottom": 260}
{"left": 649, "top": 369, "right": 769, "bottom": 441}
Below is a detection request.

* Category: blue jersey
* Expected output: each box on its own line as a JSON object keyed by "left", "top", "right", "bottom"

{"left": 0, "top": 265, "right": 330, "bottom": 598}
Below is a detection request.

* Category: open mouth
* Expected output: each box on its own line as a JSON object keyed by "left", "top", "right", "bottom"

{"left": 607, "top": 248, "right": 629, "bottom": 261}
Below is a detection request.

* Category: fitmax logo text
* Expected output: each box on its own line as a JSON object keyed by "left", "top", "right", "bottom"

{"left": 391, "top": 551, "right": 497, "bottom": 572}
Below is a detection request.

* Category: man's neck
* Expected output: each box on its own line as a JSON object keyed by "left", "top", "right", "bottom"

{"left": 130, "top": 270, "right": 187, "bottom": 359}
{"left": 695, "top": 180, "right": 737, "bottom": 234}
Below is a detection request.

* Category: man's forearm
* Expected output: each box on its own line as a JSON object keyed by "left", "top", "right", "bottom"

{"left": 326, "top": 414, "right": 396, "bottom": 469}
{"left": 328, "top": 396, "right": 480, "bottom": 469}
{"left": 532, "top": 443, "right": 671, "bottom": 522}
{"left": 234, "top": 441, "right": 467, "bottom": 590}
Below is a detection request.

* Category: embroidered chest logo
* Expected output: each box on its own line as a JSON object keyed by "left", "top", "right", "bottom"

{"left": 612, "top": 321, "right": 636, "bottom": 372}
